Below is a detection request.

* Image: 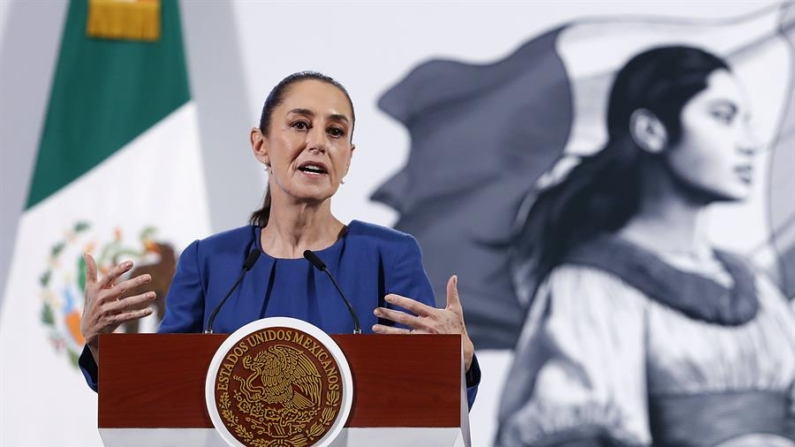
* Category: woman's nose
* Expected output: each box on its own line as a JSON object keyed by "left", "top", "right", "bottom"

{"left": 306, "top": 127, "right": 328, "bottom": 153}
{"left": 738, "top": 125, "right": 761, "bottom": 156}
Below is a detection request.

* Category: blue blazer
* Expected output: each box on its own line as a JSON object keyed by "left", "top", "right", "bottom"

{"left": 79, "top": 221, "right": 480, "bottom": 406}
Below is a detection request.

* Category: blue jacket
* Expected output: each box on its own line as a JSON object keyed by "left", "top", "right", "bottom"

{"left": 79, "top": 221, "right": 480, "bottom": 406}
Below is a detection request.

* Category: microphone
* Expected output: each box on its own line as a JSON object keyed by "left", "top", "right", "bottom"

{"left": 303, "top": 249, "right": 362, "bottom": 334}
{"left": 204, "top": 249, "right": 261, "bottom": 334}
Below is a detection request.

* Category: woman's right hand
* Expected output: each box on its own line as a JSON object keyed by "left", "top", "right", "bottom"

{"left": 80, "top": 253, "right": 157, "bottom": 364}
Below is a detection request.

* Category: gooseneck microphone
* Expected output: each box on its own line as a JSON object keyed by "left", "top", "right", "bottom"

{"left": 303, "top": 249, "right": 362, "bottom": 334}
{"left": 204, "top": 249, "right": 261, "bottom": 334}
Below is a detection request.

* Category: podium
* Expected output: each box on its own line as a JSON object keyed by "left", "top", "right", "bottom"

{"left": 97, "top": 333, "right": 470, "bottom": 447}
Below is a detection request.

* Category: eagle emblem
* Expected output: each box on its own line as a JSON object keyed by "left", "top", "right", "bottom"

{"left": 238, "top": 345, "right": 322, "bottom": 412}
{"left": 215, "top": 328, "right": 343, "bottom": 447}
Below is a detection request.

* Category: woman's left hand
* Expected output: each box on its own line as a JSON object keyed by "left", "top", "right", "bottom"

{"left": 372, "top": 275, "right": 475, "bottom": 372}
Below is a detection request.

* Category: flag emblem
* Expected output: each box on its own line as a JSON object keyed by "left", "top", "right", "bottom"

{"left": 39, "top": 221, "right": 173, "bottom": 368}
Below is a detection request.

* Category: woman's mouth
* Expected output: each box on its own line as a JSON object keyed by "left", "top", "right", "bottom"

{"left": 298, "top": 162, "right": 328, "bottom": 176}
{"left": 735, "top": 165, "right": 753, "bottom": 184}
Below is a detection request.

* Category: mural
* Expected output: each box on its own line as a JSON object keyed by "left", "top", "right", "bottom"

{"left": 376, "top": 3, "right": 795, "bottom": 446}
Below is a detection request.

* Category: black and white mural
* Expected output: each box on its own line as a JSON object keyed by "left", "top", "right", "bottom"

{"left": 376, "top": 3, "right": 795, "bottom": 446}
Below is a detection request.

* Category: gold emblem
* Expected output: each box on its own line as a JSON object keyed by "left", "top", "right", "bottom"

{"left": 87, "top": 0, "right": 161, "bottom": 42}
{"left": 214, "top": 327, "right": 343, "bottom": 447}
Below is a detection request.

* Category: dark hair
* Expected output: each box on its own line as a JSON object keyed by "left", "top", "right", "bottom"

{"left": 249, "top": 71, "right": 356, "bottom": 227}
{"left": 515, "top": 46, "right": 730, "bottom": 282}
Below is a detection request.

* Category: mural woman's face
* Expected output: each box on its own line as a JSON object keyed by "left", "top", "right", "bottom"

{"left": 665, "top": 70, "right": 758, "bottom": 201}
{"left": 665, "top": 69, "right": 759, "bottom": 202}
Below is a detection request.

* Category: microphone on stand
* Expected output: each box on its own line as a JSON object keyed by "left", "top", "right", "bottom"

{"left": 204, "top": 249, "right": 261, "bottom": 334}
{"left": 303, "top": 249, "right": 362, "bottom": 334}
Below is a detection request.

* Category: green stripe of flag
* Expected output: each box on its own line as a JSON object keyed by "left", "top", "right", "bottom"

{"left": 27, "top": 0, "right": 190, "bottom": 209}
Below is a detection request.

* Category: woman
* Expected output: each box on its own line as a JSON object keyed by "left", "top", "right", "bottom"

{"left": 496, "top": 47, "right": 795, "bottom": 446}
{"left": 77, "top": 72, "right": 480, "bottom": 406}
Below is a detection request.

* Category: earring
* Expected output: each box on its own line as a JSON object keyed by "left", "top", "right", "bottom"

{"left": 341, "top": 178, "right": 346, "bottom": 185}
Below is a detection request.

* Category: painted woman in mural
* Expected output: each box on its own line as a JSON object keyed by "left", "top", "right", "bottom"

{"left": 495, "top": 46, "right": 795, "bottom": 447}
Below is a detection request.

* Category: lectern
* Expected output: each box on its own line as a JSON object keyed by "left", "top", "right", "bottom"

{"left": 97, "top": 332, "right": 470, "bottom": 447}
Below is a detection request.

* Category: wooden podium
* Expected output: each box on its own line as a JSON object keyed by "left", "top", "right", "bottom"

{"left": 97, "top": 333, "right": 470, "bottom": 447}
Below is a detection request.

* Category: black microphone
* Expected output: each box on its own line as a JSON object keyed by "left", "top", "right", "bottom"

{"left": 303, "top": 249, "right": 362, "bottom": 334}
{"left": 204, "top": 249, "right": 261, "bottom": 334}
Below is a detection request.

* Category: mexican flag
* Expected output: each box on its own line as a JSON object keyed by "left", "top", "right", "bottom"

{"left": 0, "top": 1, "right": 210, "bottom": 446}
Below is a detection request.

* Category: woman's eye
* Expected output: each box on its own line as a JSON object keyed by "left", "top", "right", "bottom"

{"left": 292, "top": 121, "right": 310, "bottom": 130}
{"left": 328, "top": 127, "right": 345, "bottom": 138}
{"left": 711, "top": 110, "right": 735, "bottom": 125}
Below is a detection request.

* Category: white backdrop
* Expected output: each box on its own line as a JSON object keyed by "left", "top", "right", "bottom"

{"left": 0, "top": 1, "right": 783, "bottom": 446}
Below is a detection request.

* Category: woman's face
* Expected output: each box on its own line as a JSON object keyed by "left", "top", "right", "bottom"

{"left": 252, "top": 80, "right": 355, "bottom": 204}
{"left": 665, "top": 69, "right": 759, "bottom": 202}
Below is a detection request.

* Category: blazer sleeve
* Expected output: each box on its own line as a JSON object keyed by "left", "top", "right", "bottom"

{"left": 384, "top": 234, "right": 481, "bottom": 410}
{"left": 158, "top": 240, "right": 205, "bottom": 334}
{"left": 496, "top": 265, "right": 651, "bottom": 447}
{"left": 78, "top": 345, "right": 99, "bottom": 391}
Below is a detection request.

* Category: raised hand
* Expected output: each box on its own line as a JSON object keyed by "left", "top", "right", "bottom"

{"left": 80, "top": 254, "right": 157, "bottom": 364}
{"left": 372, "top": 275, "right": 475, "bottom": 371}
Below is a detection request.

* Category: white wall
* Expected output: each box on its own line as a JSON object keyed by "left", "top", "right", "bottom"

{"left": 0, "top": 0, "right": 68, "bottom": 316}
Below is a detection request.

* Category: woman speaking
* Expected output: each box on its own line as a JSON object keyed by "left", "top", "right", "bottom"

{"left": 77, "top": 72, "right": 480, "bottom": 406}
